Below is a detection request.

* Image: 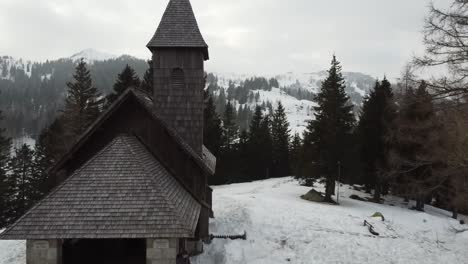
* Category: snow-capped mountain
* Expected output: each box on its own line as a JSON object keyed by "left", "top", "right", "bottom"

{"left": 210, "top": 71, "right": 375, "bottom": 135}
{"left": 0, "top": 56, "right": 32, "bottom": 81}
{"left": 69, "top": 48, "right": 118, "bottom": 63}
{"left": 251, "top": 88, "right": 317, "bottom": 136}
{"left": 214, "top": 71, "right": 375, "bottom": 96}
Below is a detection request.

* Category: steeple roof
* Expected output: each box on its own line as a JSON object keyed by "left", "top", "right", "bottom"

{"left": 147, "top": 0, "right": 209, "bottom": 59}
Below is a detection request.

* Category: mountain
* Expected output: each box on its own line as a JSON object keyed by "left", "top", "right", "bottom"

{"left": 70, "top": 48, "right": 118, "bottom": 63}
{"left": 0, "top": 50, "right": 375, "bottom": 140}
{"left": 207, "top": 71, "right": 375, "bottom": 135}
{"left": 0, "top": 52, "right": 148, "bottom": 138}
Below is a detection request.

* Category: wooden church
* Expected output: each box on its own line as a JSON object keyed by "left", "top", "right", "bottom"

{"left": 0, "top": 0, "right": 215, "bottom": 263}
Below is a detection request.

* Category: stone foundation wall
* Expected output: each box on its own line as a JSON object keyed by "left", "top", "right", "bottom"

{"left": 26, "top": 240, "right": 62, "bottom": 264}
{"left": 146, "top": 238, "right": 178, "bottom": 264}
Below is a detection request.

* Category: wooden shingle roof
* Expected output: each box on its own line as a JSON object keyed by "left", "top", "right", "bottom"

{"left": 147, "top": 0, "right": 209, "bottom": 59}
{"left": 49, "top": 88, "right": 216, "bottom": 178}
{"left": 0, "top": 135, "right": 201, "bottom": 240}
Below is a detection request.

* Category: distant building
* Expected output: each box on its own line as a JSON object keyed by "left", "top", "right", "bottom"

{"left": 0, "top": 0, "right": 215, "bottom": 264}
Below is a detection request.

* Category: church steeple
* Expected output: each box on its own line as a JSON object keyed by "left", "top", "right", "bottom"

{"left": 147, "top": 0, "right": 209, "bottom": 155}
{"left": 147, "top": 0, "right": 209, "bottom": 60}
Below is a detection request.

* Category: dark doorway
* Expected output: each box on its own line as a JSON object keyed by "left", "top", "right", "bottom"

{"left": 63, "top": 239, "right": 146, "bottom": 264}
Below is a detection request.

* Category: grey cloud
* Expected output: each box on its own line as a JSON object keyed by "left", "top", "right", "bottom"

{"left": 0, "top": 0, "right": 453, "bottom": 79}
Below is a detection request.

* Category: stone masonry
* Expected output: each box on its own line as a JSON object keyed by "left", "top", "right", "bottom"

{"left": 146, "top": 238, "right": 178, "bottom": 264}
{"left": 26, "top": 240, "right": 62, "bottom": 264}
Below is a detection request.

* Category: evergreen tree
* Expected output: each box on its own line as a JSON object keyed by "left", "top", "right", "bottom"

{"left": 222, "top": 101, "right": 239, "bottom": 150}
{"left": 0, "top": 105, "right": 11, "bottom": 227}
{"left": 32, "top": 127, "right": 55, "bottom": 198}
{"left": 140, "top": 60, "right": 153, "bottom": 94}
{"left": 302, "top": 56, "right": 355, "bottom": 202}
{"left": 358, "top": 78, "right": 396, "bottom": 201}
{"left": 8, "top": 144, "right": 35, "bottom": 220}
{"left": 387, "top": 81, "right": 443, "bottom": 211}
{"left": 63, "top": 60, "right": 103, "bottom": 140}
{"left": 271, "top": 102, "right": 291, "bottom": 177}
{"left": 204, "top": 90, "right": 223, "bottom": 156}
{"left": 247, "top": 106, "right": 273, "bottom": 180}
{"left": 290, "top": 133, "right": 303, "bottom": 177}
{"left": 106, "top": 64, "right": 141, "bottom": 106}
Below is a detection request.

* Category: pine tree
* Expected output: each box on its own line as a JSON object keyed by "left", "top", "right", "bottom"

{"left": 0, "top": 104, "right": 11, "bottom": 227}
{"left": 63, "top": 60, "right": 103, "bottom": 140}
{"left": 106, "top": 64, "right": 141, "bottom": 106}
{"left": 8, "top": 144, "right": 35, "bottom": 220}
{"left": 246, "top": 106, "right": 274, "bottom": 180}
{"left": 222, "top": 101, "right": 239, "bottom": 150}
{"left": 387, "top": 81, "right": 443, "bottom": 211}
{"left": 32, "top": 127, "right": 55, "bottom": 198}
{"left": 271, "top": 102, "right": 291, "bottom": 177}
{"left": 290, "top": 133, "right": 303, "bottom": 178}
{"left": 358, "top": 78, "right": 396, "bottom": 201}
{"left": 140, "top": 60, "right": 153, "bottom": 94}
{"left": 204, "top": 90, "right": 223, "bottom": 156}
{"left": 303, "top": 55, "right": 355, "bottom": 202}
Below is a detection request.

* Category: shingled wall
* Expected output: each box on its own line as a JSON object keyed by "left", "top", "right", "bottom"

{"left": 152, "top": 48, "right": 205, "bottom": 154}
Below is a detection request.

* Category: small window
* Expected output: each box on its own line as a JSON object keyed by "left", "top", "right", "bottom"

{"left": 171, "top": 68, "right": 185, "bottom": 90}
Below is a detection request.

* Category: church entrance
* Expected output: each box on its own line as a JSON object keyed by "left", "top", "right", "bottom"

{"left": 62, "top": 239, "right": 146, "bottom": 264}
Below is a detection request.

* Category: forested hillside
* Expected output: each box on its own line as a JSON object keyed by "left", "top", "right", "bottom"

{"left": 0, "top": 53, "right": 147, "bottom": 137}
{"left": 0, "top": 51, "right": 375, "bottom": 139}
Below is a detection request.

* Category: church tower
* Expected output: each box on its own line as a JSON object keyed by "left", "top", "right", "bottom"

{"left": 147, "top": 0, "right": 209, "bottom": 155}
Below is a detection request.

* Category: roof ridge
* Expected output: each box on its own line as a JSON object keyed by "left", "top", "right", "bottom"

{"left": 0, "top": 136, "right": 123, "bottom": 238}
{"left": 122, "top": 136, "right": 191, "bottom": 232}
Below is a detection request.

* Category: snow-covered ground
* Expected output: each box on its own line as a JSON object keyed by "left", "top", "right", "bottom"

{"left": 0, "top": 235, "right": 24, "bottom": 264}
{"left": 193, "top": 178, "right": 468, "bottom": 264}
{"left": 1, "top": 178, "right": 466, "bottom": 264}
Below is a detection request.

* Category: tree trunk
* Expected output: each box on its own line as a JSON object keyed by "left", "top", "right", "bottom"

{"left": 325, "top": 178, "right": 335, "bottom": 202}
{"left": 415, "top": 198, "right": 425, "bottom": 211}
{"left": 373, "top": 178, "right": 381, "bottom": 203}
{"left": 452, "top": 208, "right": 458, "bottom": 220}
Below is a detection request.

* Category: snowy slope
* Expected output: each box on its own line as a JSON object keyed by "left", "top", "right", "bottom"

{"left": 246, "top": 88, "right": 316, "bottom": 136}
{"left": 1, "top": 178, "right": 467, "bottom": 264}
{"left": 70, "top": 48, "right": 118, "bottom": 63}
{"left": 214, "top": 71, "right": 375, "bottom": 96}
{"left": 193, "top": 178, "right": 468, "bottom": 264}
{"left": 212, "top": 71, "right": 375, "bottom": 136}
{"left": 0, "top": 56, "right": 32, "bottom": 81}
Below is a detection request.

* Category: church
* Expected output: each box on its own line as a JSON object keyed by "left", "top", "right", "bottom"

{"left": 0, "top": 0, "right": 215, "bottom": 263}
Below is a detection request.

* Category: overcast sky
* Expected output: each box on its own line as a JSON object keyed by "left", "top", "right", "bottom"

{"left": 0, "top": 0, "right": 452, "bottom": 79}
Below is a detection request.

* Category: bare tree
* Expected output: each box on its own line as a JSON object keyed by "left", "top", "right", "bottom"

{"left": 414, "top": 0, "right": 468, "bottom": 99}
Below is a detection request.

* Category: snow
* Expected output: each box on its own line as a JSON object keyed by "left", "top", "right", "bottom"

{"left": 192, "top": 177, "right": 468, "bottom": 264}
{"left": 1, "top": 178, "right": 467, "bottom": 263}
{"left": 212, "top": 72, "right": 375, "bottom": 136}
{"left": 40, "top": 73, "right": 52, "bottom": 81}
{"left": 70, "top": 48, "right": 117, "bottom": 63}
{"left": 0, "top": 56, "right": 32, "bottom": 81}
{"left": 0, "top": 230, "right": 25, "bottom": 264}
{"left": 247, "top": 88, "right": 316, "bottom": 136}
{"left": 10, "top": 136, "right": 36, "bottom": 157}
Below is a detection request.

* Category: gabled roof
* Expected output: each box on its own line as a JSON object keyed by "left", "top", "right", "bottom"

{"left": 50, "top": 88, "right": 216, "bottom": 177}
{"left": 0, "top": 135, "right": 201, "bottom": 240}
{"left": 147, "top": 0, "right": 209, "bottom": 59}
